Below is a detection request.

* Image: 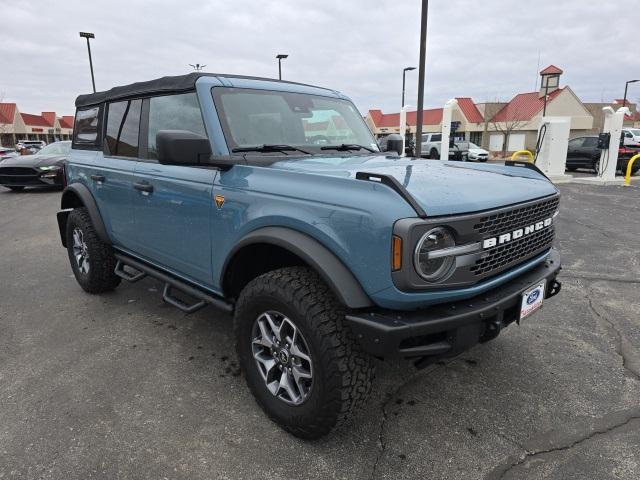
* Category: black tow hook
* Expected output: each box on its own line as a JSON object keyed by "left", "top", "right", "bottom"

{"left": 481, "top": 319, "right": 504, "bottom": 343}
{"left": 546, "top": 279, "right": 562, "bottom": 299}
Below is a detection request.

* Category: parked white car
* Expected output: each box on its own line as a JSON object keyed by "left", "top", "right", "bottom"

{"left": 464, "top": 142, "right": 489, "bottom": 162}
{"left": 622, "top": 128, "right": 640, "bottom": 147}
{"left": 420, "top": 133, "right": 466, "bottom": 160}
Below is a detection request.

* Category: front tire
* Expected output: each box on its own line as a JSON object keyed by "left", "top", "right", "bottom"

{"left": 66, "top": 208, "right": 121, "bottom": 293}
{"left": 8, "top": 186, "right": 25, "bottom": 192}
{"left": 234, "top": 267, "right": 374, "bottom": 439}
{"left": 429, "top": 148, "right": 439, "bottom": 159}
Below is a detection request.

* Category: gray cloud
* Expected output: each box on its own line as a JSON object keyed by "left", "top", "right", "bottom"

{"left": 0, "top": 0, "right": 638, "bottom": 117}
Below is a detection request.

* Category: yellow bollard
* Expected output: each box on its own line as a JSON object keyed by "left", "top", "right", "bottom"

{"left": 511, "top": 150, "right": 534, "bottom": 163}
{"left": 624, "top": 153, "right": 640, "bottom": 186}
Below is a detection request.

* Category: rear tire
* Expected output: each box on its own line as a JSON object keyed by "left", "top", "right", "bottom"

{"left": 66, "top": 207, "right": 121, "bottom": 293}
{"left": 234, "top": 266, "right": 374, "bottom": 439}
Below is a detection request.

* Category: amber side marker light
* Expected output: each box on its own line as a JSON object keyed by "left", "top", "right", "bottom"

{"left": 392, "top": 235, "right": 402, "bottom": 271}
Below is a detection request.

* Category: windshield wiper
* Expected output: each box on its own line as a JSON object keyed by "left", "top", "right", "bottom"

{"left": 320, "top": 143, "right": 376, "bottom": 153}
{"left": 231, "top": 144, "right": 311, "bottom": 155}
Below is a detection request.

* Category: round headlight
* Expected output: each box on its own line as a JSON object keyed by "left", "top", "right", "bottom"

{"left": 414, "top": 227, "right": 456, "bottom": 281}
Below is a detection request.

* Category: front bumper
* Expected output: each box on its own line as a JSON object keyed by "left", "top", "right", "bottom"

{"left": 345, "top": 248, "right": 561, "bottom": 368}
{"left": 0, "top": 170, "right": 64, "bottom": 187}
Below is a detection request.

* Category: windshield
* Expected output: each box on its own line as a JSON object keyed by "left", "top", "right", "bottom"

{"left": 468, "top": 142, "right": 481, "bottom": 149}
{"left": 212, "top": 88, "right": 378, "bottom": 154}
{"left": 36, "top": 142, "right": 71, "bottom": 156}
{"left": 629, "top": 129, "right": 640, "bottom": 136}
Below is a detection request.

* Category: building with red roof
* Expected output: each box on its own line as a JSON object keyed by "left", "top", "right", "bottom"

{"left": 366, "top": 66, "right": 595, "bottom": 153}
{"left": 365, "top": 97, "right": 486, "bottom": 145}
{"left": 0, "top": 102, "right": 74, "bottom": 147}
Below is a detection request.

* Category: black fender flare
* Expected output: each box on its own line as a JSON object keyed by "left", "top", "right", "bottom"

{"left": 222, "top": 227, "right": 373, "bottom": 309}
{"left": 57, "top": 183, "right": 110, "bottom": 247}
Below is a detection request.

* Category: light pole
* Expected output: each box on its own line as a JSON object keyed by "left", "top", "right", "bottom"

{"left": 189, "top": 64, "right": 206, "bottom": 72}
{"left": 414, "top": 0, "right": 429, "bottom": 158}
{"left": 623, "top": 79, "right": 639, "bottom": 108}
{"left": 402, "top": 67, "right": 416, "bottom": 110}
{"left": 79, "top": 32, "right": 96, "bottom": 93}
{"left": 276, "top": 54, "right": 288, "bottom": 80}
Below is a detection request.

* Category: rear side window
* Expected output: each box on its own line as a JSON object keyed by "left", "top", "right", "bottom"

{"left": 105, "top": 99, "right": 142, "bottom": 157}
{"left": 73, "top": 106, "right": 102, "bottom": 148}
{"left": 147, "top": 92, "right": 206, "bottom": 159}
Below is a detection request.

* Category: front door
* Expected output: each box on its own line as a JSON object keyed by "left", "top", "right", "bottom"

{"left": 131, "top": 92, "right": 216, "bottom": 286}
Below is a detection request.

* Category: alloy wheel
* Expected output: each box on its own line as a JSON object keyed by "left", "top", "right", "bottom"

{"left": 72, "top": 227, "right": 90, "bottom": 274}
{"left": 251, "top": 311, "right": 313, "bottom": 405}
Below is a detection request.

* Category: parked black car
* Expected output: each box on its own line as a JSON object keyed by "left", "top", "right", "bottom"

{"left": 566, "top": 135, "right": 639, "bottom": 175}
{"left": 0, "top": 141, "right": 70, "bottom": 191}
{"left": 0, "top": 147, "right": 19, "bottom": 162}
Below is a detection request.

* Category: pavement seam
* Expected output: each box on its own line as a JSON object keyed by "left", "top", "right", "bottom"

{"left": 484, "top": 412, "right": 640, "bottom": 480}
{"left": 367, "top": 363, "right": 441, "bottom": 480}
{"left": 586, "top": 290, "right": 640, "bottom": 382}
{"left": 561, "top": 271, "right": 640, "bottom": 285}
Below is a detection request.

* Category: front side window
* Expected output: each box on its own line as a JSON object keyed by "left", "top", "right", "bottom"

{"left": 147, "top": 92, "right": 206, "bottom": 159}
{"left": 73, "top": 106, "right": 101, "bottom": 146}
{"left": 212, "top": 87, "right": 377, "bottom": 154}
{"left": 582, "top": 137, "right": 598, "bottom": 147}
{"left": 105, "top": 99, "right": 142, "bottom": 157}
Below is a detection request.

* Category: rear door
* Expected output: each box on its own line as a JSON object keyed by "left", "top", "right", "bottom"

{"left": 131, "top": 92, "right": 216, "bottom": 286}
{"left": 89, "top": 99, "right": 142, "bottom": 248}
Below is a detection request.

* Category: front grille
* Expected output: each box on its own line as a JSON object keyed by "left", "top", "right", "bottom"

{"left": 0, "top": 167, "right": 38, "bottom": 175}
{"left": 471, "top": 227, "right": 554, "bottom": 276}
{"left": 469, "top": 195, "right": 559, "bottom": 278}
{"left": 473, "top": 196, "right": 559, "bottom": 237}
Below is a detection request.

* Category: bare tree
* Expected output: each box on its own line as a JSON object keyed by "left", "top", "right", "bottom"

{"left": 483, "top": 100, "right": 528, "bottom": 157}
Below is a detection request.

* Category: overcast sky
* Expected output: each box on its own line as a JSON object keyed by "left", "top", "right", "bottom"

{"left": 1, "top": 0, "right": 638, "bottom": 117}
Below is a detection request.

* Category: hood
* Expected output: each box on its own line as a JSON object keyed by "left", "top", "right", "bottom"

{"left": 0, "top": 154, "right": 67, "bottom": 168}
{"left": 270, "top": 155, "right": 558, "bottom": 216}
{"left": 468, "top": 147, "right": 488, "bottom": 155}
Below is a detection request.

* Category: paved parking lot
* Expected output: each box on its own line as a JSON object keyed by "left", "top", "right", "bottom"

{"left": 1, "top": 183, "right": 639, "bottom": 479}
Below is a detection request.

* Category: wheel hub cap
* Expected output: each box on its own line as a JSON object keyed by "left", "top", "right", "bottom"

{"left": 251, "top": 311, "right": 313, "bottom": 406}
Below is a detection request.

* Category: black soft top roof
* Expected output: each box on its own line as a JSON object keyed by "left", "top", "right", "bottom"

{"left": 75, "top": 73, "right": 332, "bottom": 108}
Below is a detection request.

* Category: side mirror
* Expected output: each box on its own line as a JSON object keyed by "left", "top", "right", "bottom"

{"left": 383, "top": 133, "right": 403, "bottom": 155}
{"left": 156, "top": 130, "right": 212, "bottom": 165}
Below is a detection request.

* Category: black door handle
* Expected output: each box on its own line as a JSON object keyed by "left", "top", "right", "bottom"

{"left": 133, "top": 182, "right": 154, "bottom": 193}
{"left": 90, "top": 174, "right": 105, "bottom": 182}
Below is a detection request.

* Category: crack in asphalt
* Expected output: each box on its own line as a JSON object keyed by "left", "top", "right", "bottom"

{"left": 485, "top": 411, "right": 640, "bottom": 480}
{"left": 367, "top": 363, "right": 441, "bottom": 480}
{"left": 557, "top": 216, "right": 616, "bottom": 239}
{"left": 586, "top": 291, "right": 640, "bottom": 381}
{"left": 561, "top": 272, "right": 640, "bottom": 285}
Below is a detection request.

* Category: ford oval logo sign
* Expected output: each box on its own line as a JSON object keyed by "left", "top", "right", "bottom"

{"left": 527, "top": 290, "right": 540, "bottom": 305}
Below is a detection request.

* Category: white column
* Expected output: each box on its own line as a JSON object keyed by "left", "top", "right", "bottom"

{"left": 440, "top": 99, "right": 458, "bottom": 161}
{"left": 536, "top": 116, "right": 571, "bottom": 178}
{"left": 598, "top": 106, "right": 628, "bottom": 180}
{"left": 399, "top": 105, "right": 408, "bottom": 157}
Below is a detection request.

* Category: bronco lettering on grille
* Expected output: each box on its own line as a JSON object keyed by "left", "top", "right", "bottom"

{"left": 482, "top": 217, "right": 553, "bottom": 249}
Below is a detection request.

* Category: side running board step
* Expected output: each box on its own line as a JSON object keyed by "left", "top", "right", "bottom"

{"left": 113, "top": 253, "right": 233, "bottom": 314}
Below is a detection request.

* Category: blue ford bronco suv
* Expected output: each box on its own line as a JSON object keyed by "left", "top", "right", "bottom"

{"left": 57, "top": 73, "right": 561, "bottom": 439}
